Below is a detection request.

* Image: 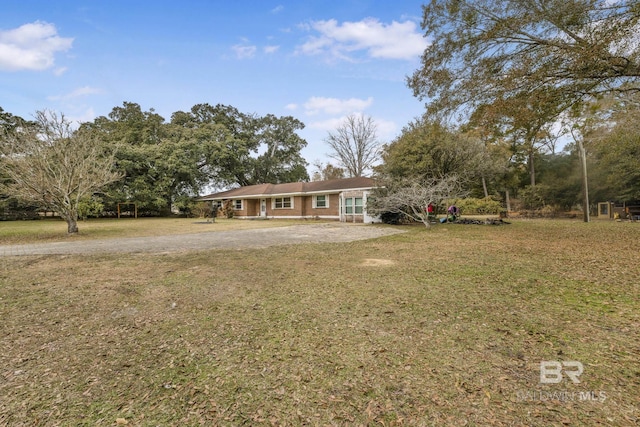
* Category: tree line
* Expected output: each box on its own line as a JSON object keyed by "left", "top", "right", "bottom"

{"left": 370, "top": 0, "right": 640, "bottom": 225}
{"left": 1, "top": 102, "right": 310, "bottom": 231}
{"left": 2, "top": 0, "right": 640, "bottom": 232}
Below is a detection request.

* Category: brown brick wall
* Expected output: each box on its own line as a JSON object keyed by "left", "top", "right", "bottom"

{"left": 269, "top": 196, "right": 303, "bottom": 216}
{"left": 233, "top": 194, "right": 343, "bottom": 219}
{"left": 245, "top": 199, "right": 259, "bottom": 217}
{"left": 303, "top": 194, "right": 340, "bottom": 217}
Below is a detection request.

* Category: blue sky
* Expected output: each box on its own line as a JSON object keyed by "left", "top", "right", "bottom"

{"left": 0, "top": 1, "right": 429, "bottom": 169}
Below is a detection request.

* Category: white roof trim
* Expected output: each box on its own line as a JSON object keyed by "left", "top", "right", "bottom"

{"left": 204, "top": 186, "right": 376, "bottom": 200}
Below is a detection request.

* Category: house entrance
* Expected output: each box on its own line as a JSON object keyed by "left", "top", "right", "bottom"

{"left": 362, "top": 192, "right": 380, "bottom": 223}
{"left": 260, "top": 198, "right": 267, "bottom": 217}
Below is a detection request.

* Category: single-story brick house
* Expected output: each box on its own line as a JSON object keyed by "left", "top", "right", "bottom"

{"left": 199, "top": 176, "right": 381, "bottom": 223}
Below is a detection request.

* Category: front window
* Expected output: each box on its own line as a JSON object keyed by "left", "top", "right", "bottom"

{"left": 344, "top": 197, "right": 363, "bottom": 214}
{"left": 233, "top": 199, "right": 242, "bottom": 210}
{"left": 354, "top": 197, "right": 363, "bottom": 214}
{"left": 345, "top": 197, "right": 353, "bottom": 214}
{"left": 274, "top": 197, "right": 292, "bottom": 209}
{"left": 314, "top": 195, "right": 328, "bottom": 208}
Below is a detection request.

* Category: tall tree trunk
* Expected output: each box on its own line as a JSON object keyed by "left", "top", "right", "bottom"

{"left": 570, "top": 128, "right": 590, "bottom": 223}
{"left": 577, "top": 138, "right": 590, "bottom": 222}
{"left": 481, "top": 176, "right": 489, "bottom": 198}
{"left": 529, "top": 149, "right": 536, "bottom": 187}
{"left": 505, "top": 189, "right": 511, "bottom": 212}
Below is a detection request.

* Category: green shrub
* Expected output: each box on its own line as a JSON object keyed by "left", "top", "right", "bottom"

{"left": 78, "top": 197, "right": 104, "bottom": 219}
{"left": 0, "top": 197, "right": 40, "bottom": 220}
{"left": 520, "top": 205, "right": 562, "bottom": 218}
{"left": 445, "top": 197, "right": 504, "bottom": 215}
{"left": 519, "top": 185, "right": 549, "bottom": 210}
{"left": 222, "top": 200, "right": 235, "bottom": 219}
{"left": 191, "top": 201, "right": 212, "bottom": 219}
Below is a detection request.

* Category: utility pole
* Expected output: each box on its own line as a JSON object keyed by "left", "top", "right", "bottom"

{"left": 573, "top": 129, "right": 590, "bottom": 222}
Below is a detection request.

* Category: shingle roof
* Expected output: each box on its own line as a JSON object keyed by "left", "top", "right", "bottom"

{"left": 199, "top": 176, "right": 377, "bottom": 200}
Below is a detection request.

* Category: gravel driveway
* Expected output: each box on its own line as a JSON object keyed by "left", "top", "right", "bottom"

{"left": 0, "top": 223, "right": 404, "bottom": 256}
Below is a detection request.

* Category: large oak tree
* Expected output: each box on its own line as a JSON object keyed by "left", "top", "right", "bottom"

{"left": 409, "top": 0, "right": 640, "bottom": 219}
{"left": 86, "top": 102, "right": 309, "bottom": 215}
{"left": 182, "top": 104, "right": 309, "bottom": 186}
{"left": 584, "top": 92, "right": 640, "bottom": 201}
{"left": 409, "top": 0, "right": 640, "bottom": 118}
{"left": 378, "top": 118, "right": 498, "bottom": 195}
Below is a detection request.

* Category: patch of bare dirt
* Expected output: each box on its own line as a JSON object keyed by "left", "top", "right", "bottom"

{"left": 360, "top": 258, "right": 396, "bottom": 267}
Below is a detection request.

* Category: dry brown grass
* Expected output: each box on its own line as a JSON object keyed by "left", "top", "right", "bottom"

{"left": 0, "top": 217, "right": 313, "bottom": 245}
{"left": 0, "top": 219, "right": 638, "bottom": 426}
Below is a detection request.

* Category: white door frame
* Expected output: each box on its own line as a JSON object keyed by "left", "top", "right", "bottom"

{"left": 260, "top": 198, "right": 267, "bottom": 217}
{"left": 362, "top": 191, "right": 380, "bottom": 223}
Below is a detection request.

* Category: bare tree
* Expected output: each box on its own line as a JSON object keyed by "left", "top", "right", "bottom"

{"left": 324, "top": 114, "right": 381, "bottom": 177}
{"left": 311, "top": 160, "right": 346, "bottom": 181}
{"left": 1, "top": 111, "right": 123, "bottom": 234}
{"left": 367, "top": 175, "right": 466, "bottom": 228}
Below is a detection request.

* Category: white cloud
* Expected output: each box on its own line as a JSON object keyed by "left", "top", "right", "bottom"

{"left": 285, "top": 103, "right": 298, "bottom": 110}
{"left": 271, "top": 5, "right": 284, "bottom": 14}
{"left": 297, "top": 18, "right": 428, "bottom": 61}
{"left": 69, "top": 107, "right": 97, "bottom": 124}
{"left": 303, "top": 96, "right": 373, "bottom": 115}
{"left": 232, "top": 41, "right": 279, "bottom": 58}
{"left": 374, "top": 118, "right": 398, "bottom": 140}
{"left": 53, "top": 66, "right": 68, "bottom": 76}
{"left": 232, "top": 44, "right": 257, "bottom": 59}
{"left": 47, "top": 85, "right": 103, "bottom": 101}
{"left": 0, "top": 21, "right": 73, "bottom": 71}
{"left": 308, "top": 116, "right": 346, "bottom": 132}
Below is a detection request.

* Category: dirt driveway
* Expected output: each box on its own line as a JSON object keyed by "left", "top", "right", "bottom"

{"left": 0, "top": 223, "right": 404, "bottom": 256}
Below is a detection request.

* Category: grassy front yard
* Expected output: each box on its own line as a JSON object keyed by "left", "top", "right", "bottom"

{"left": 0, "top": 219, "right": 638, "bottom": 426}
{"left": 0, "top": 217, "right": 311, "bottom": 245}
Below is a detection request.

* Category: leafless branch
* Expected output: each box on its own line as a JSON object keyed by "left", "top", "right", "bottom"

{"left": 368, "top": 175, "right": 467, "bottom": 227}
{"left": 1, "top": 111, "right": 123, "bottom": 233}
{"left": 325, "top": 114, "right": 381, "bottom": 177}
